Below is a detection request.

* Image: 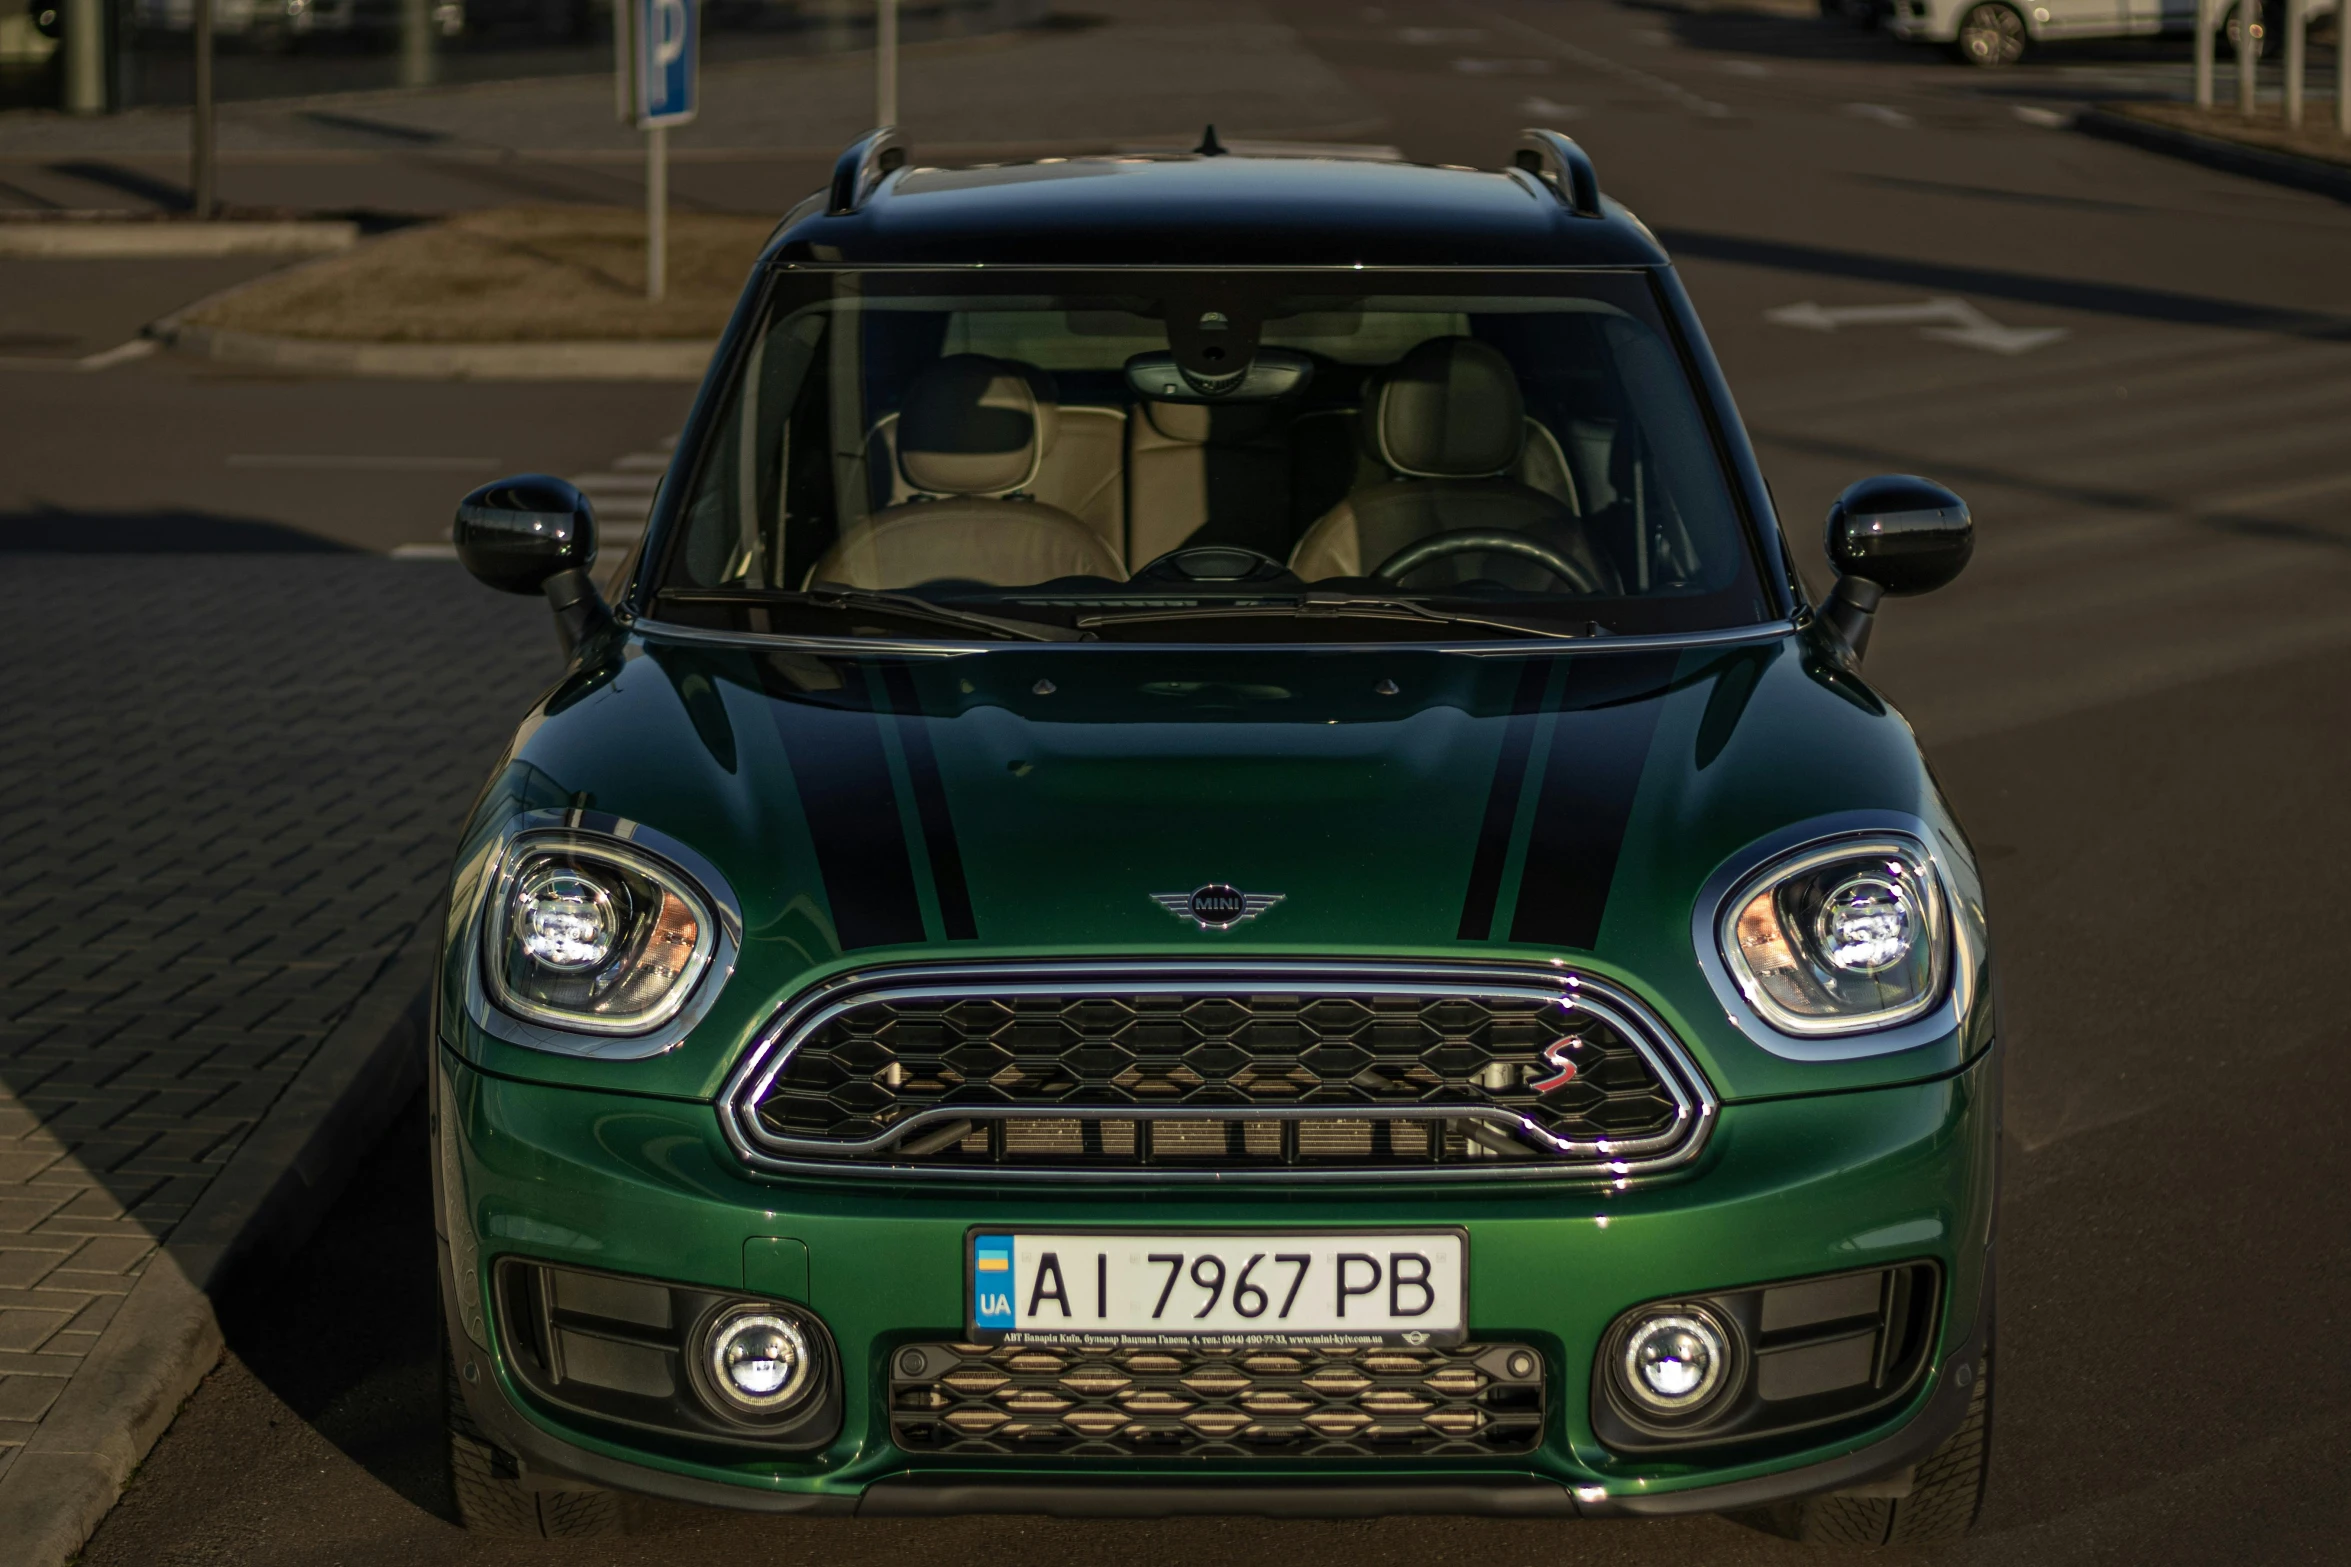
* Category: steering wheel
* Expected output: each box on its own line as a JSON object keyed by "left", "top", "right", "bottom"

{"left": 1372, "top": 530, "right": 1603, "bottom": 594}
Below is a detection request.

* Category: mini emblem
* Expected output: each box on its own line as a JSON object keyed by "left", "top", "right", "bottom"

{"left": 1528, "top": 1038, "right": 1581, "bottom": 1095}
{"left": 1151, "top": 884, "right": 1284, "bottom": 930}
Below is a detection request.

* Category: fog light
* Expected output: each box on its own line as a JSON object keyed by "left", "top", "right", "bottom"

{"left": 1620, "top": 1312, "right": 1729, "bottom": 1414}
{"left": 703, "top": 1310, "right": 813, "bottom": 1414}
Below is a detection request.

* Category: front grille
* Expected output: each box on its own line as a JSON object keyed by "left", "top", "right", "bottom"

{"left": 891, "top": 1340, "right": 1546, "bottom": 1459}
{"left": 720, "top": 963, "right": 1712, "bottom": 1182}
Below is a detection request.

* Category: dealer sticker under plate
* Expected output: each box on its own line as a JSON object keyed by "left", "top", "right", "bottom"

{"left": 967, "top": 1230, "right": 1467, "bottom": 1347}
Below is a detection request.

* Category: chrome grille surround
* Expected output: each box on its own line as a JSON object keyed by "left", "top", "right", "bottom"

{"left": 717, "top": 960, "right": 1717, "bottom": 1183}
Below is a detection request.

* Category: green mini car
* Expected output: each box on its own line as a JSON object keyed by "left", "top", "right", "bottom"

{"left": 434, "top": 128, "right": 1994, "bottom": 1544}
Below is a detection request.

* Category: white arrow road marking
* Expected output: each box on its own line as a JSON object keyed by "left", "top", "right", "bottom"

{"left": 1765, "top": 297, "right": 2070, "bottom": 355}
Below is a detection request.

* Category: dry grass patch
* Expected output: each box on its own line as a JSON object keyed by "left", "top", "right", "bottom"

{"left": 183, "top": 206, "right": 776, "bottom": 342}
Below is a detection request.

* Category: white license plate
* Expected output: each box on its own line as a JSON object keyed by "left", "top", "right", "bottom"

{"left": 967, "top": 1230, "right": 1467, "bottom": 1346}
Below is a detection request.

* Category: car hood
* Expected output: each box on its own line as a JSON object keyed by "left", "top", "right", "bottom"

{"left": 448, "top": 629, "right": 1975, "bottom": 1101}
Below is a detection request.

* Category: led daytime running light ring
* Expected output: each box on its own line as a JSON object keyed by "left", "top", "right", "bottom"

{"left": 1715, "top": 833, "right": 1951, "bottom": 1039}
{"left": 480, "top": 835, "right": 719, "bottom": 1037}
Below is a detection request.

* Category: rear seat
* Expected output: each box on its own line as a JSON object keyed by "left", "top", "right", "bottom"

{"left": 1123, "top": 401, "right": 1297, "bottom": 568}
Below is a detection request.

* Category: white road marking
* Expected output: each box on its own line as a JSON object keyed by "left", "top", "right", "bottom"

{"left": 229, "top": 453, "right": 502, "bottom": 470}
{"left": 1517, "top": 95, "right": 1585, "bottom": 118}
{"left": 1844, "top": 102, "right": 1915, "bottom": 127}
{"left": 390, "top": 439, "right": 675, "bottom": 559}
{"left": 0, "top": 337, "right": 158, "bottom": 373}
{"left": 1453, "top": 56, "right": 1551, "bottom": 73}
{"left": 1765, "top": 297, "right": 2069, "bottom": 355}
{"left": 1460, "top": 2, "right": 1732, "bottom": 117}
{"left": 1397, "top": 25, "right": 1484, "bottom": 42}
{"left": 1718, "top": 59, "right": 1772, "bottom": 77}
{"left": 2012, "top": 104, "right": 2072, "bottom": 127}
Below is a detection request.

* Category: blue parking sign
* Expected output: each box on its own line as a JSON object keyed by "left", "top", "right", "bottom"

{"left": 632, "top": 0, "right": 697, "bottom": 128}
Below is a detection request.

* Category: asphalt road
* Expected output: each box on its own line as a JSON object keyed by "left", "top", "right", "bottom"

{"left": 46, "top": 0, "right": 2351, "bottom": 1561}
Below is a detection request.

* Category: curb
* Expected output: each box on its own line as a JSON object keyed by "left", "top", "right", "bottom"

{"left": 2076, "top": 108, "right": 2351, "bottom": 202}
{"left": 0, "top": 220, "right": 359, "bottom": 258}
{"left": 161, "top": 324, "right": 716, "bottom": 381}
{"left": 0, "top": 916, "right": 438, "bottom": 1567}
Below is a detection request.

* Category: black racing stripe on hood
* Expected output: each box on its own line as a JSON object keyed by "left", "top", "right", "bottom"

{"left": 1457, "top": 657, "right": 1558, "bottom": 942}
{"left": 759, "top": 661, "right": 926, "bottom": 951}
{"left": 878, "top": 661, "right": 978, "bottom": 942}
{"left": 1507, "top": 650, "right": 1680, "bottom": 950}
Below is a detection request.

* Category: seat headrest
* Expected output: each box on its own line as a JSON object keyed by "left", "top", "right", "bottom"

{"left": 1366, "top": 336, "right": 1525, "bottom": 479}
{"left": 897, "top": 354, "right": 1059, "bottom": 496}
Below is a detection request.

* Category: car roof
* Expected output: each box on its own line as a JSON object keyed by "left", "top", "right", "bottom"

{"left": 766, "top": 140, "right": 1671, "bottom": 269}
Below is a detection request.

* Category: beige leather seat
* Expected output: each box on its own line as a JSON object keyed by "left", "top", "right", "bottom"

{"left": 811, "top": 354, "right": 1123, "bottom": 590}
{"left": 1289, "top": 337, "right": 1617, "bottom": 593}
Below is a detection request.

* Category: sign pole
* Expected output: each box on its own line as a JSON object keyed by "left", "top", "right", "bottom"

{"left": 876, "top": 0, "right": 898, "bottom": 125}
{"left": 625, "top": 0, "right": 695, "bottom": 306}
{"left": 647, "top": 123, "right": 667, "bottom": 304}
{"left": 192, "top": 0, "right": 215, "bottom": 217}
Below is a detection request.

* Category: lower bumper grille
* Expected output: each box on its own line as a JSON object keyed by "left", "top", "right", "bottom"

{"left": 890, "top": 1340, "right": 1547, "bottom": 1460}
{"left": 720, "top": 962, "right": 1713, "bottom": 1182}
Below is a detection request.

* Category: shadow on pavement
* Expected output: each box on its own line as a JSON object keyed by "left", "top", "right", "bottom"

{"left": 0, "top": 507, "right": 358, "bottom": 552}
{"left": 1655, "top": 227, "right": 2351, "bottom": 335}
{"left": 213, "top": 1091, "right": 457, "bottom": 1526}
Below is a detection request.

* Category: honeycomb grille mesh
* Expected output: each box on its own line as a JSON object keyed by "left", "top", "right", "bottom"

{"left": 747, "top": 987, "right": 1683, "bottom": 1170}
{"left": 890, "top": 1341, "right": 1547, "bottom": 1459}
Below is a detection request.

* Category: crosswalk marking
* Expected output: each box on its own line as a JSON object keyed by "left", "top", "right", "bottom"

{"left": 390, "top": 436, "right": 677, "bottom": 559}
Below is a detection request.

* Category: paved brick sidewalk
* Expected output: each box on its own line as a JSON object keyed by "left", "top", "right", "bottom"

{"left": 0, "top": 555, "right": 550, "bottom": 1483}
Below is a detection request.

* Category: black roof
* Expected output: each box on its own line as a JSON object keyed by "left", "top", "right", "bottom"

{"left": 767, "top": 140, "right": 1671, "bottom": 269}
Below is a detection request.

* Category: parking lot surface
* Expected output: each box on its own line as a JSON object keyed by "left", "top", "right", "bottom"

{"left": 8, "top": 1, "right": 2349, "bottom": 1562}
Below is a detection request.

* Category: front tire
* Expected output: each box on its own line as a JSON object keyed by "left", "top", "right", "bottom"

{"left": 1746, "top": 1342, "right": 1994, "bottom": 1546}
{"left": 1954, "top": 2, "right": 2028, "bottom": 64}
{"left": 445, "top": 1333, "right": 624, "bottom": 1536}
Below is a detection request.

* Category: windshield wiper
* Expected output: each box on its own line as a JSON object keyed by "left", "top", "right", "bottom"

{"left": 1078, "top": 592, "right": 1604, "bottom": 642}
{"left": 658, "top": 587, "right": 1086, "bottom": 643}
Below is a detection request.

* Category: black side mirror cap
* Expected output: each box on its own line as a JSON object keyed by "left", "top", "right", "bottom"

{"left": 454, "top": 474, "right": 611, "bottom": 656}
{"left": 454, "top": 474, "right": 597, "bottom": 593}
{"left": 1820, "top": 475, "right": 1972, "bottom": 659}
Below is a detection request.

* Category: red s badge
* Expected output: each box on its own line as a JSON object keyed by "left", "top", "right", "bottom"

{"left": 1529, "top": 1038, "right": 1580, "bottom": 1094}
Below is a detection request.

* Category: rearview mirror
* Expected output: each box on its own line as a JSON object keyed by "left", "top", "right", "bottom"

{"left": 453, "top": 474, "right": 612, "bottom": 656}
{"left": 1124, "top": 348, "right": 1313, "bottom": 404}
{"left": 1819, "top": 475, "right": 1972, "bottom": 660}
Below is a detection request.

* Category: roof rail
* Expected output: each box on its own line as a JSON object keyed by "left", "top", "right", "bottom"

{"left": 1512, "top": 129, "right": 1601, "bottom": 218}
{"left": 829, "top": 127, "right": 908, "bottom": 216}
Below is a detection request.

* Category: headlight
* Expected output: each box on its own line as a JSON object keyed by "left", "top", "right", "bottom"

{"left": 482, "top": 839, "right": 717, "bottom": 1035}
{"left": 1718, "top": 836, "right": 1948, "bottom": 1036}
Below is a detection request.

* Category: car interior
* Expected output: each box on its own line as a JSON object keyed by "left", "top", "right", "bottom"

{"left": 672, "top": 295, "right": 1741, "bottom": 609}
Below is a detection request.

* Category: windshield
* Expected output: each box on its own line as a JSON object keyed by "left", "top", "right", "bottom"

{"left": 649, "top": 269, "right": 1770, "bottom": 643}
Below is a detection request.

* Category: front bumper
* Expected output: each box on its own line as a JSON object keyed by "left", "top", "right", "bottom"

{"left": 437, "top": 1042, "right": 1997, "bottom": 1516}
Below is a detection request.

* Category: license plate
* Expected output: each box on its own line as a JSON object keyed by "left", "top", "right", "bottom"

{"left": 966, "top": 1230, "right": 1467, "bottom": 1347}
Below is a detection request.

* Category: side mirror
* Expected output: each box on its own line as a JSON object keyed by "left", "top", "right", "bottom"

{"left": 1820, "top": 474, "right": 1972, "bottom": 660}
{"left": 453, "top": 474, "right": 612, "bottom": 656}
